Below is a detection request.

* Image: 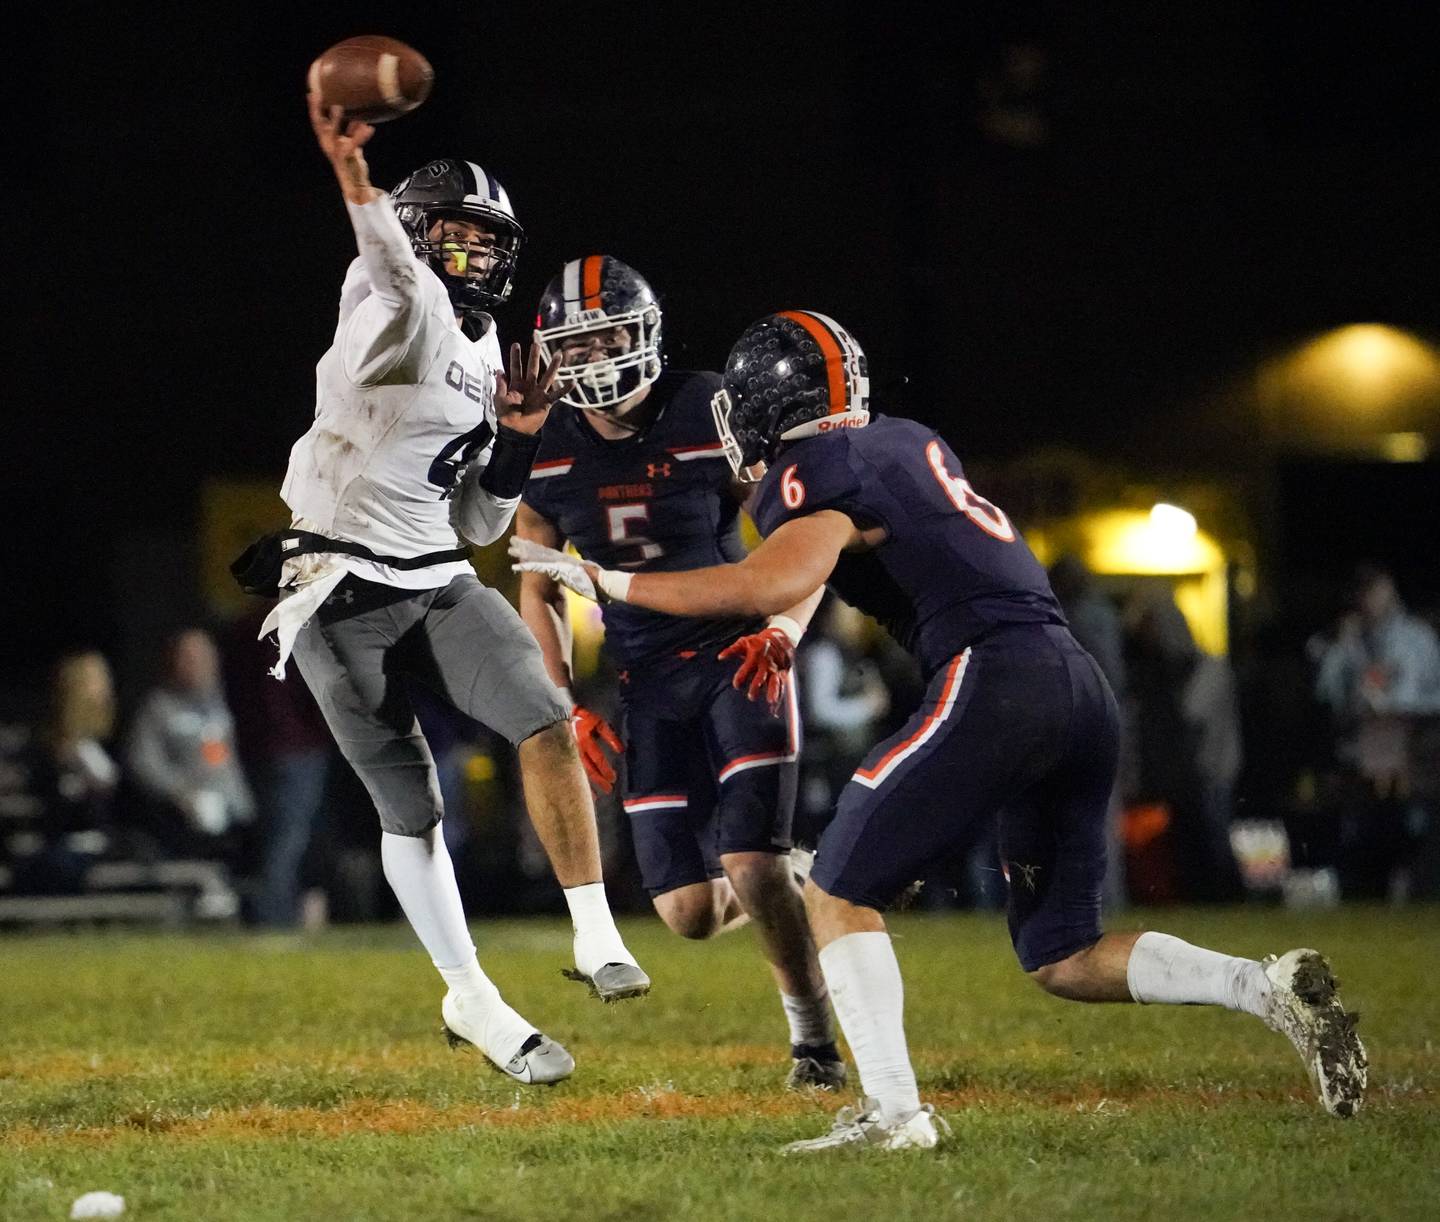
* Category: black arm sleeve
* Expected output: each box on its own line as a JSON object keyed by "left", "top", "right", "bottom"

{"left": 478, "top": 424, "right": 544, "bottom": 499}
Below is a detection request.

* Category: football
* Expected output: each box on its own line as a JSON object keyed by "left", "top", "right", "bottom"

{"left": 307, "top": 35, "right": 433, "bottom": 123}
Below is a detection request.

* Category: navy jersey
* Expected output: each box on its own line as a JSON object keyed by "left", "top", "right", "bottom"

{"left": 523, "top": 370, "right": 760, "bottom": 667}
{"left": 751, "top": 415, "right": 1065, "bottom": 678}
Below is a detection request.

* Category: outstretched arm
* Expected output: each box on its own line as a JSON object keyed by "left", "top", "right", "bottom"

{"left": 307, "top": 91, "right": 429, "bottom": 384}
{"left": 308, "top": 90, "right": 380, "bottom": 206}
{"left": 625, "top": 511, "right": 858, "bottom": 619}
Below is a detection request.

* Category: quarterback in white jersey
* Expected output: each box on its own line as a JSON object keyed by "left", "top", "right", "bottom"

{"left": 281, "top": 168, "right": 512, "bottom": 573}
{"left": 272, "top": 94, "right": 650, "bottom": 1087}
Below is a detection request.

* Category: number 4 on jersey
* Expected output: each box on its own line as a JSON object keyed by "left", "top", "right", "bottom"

{"left": 428, "top": 420, "right": 495, "bottom": 500}
{"left": 926, "top": 441, "right": 1015, "bottom": 542}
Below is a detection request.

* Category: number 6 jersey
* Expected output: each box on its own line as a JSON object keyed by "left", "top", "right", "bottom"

{"left": 280, "top": 194, "right": 507, "bottom": 589}
{"left": 750, "top": 415, "right": 1067, "bottom": 680}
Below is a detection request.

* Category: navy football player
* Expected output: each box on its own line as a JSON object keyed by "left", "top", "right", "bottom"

{"left": 514, "top": 310, "right": 1368, "bottom": 1145}
{"left": 513, "top": 258, "right": 845, "bottom": 1090}
{"left": 259, "top": 97, "right": 651, "bottom": 1087}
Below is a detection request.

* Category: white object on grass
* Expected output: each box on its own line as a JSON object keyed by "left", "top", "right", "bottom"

{"left": 70, "top": 1192, "right": 126, "bottom": 1219}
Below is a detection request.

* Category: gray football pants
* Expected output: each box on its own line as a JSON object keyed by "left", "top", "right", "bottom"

{"left": 292, "top": 573, "right": 572, "bottom": 836}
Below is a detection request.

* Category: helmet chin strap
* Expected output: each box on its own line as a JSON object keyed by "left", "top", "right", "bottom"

{"left": 587, "top": 384, "right": 656, "bottom": 435}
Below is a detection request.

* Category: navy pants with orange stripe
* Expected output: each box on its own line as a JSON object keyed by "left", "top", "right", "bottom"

{"left": 811, "top": 623, "right": 1119, "bottom": 971}
{"left": 621, "top": 652, "right": 799, "bottom": 897}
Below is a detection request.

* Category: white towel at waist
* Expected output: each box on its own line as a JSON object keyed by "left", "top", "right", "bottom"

{"left": 258, "top": 519, "right": 349, "bottom": 680}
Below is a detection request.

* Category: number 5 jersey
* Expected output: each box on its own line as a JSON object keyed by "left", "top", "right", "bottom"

{"left": 521, "top": 371, "right": 760, "bottom": 668}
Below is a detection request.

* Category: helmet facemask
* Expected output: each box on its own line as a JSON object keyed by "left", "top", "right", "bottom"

{"left": 536, "top": 305, "right": 662, "bottom": 412}
{"left": 710, "top": 387, "right": 770, "bottom": 483}
{"left": 404, "top": 209, "right": 522, "bottom": 320}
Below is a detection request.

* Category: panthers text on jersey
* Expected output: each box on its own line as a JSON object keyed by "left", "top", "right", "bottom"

{"left": 522, "top": 370, "right": 762, "bottom": 667}
{"left": 750, "top": 415, "right": 1066, "bottom": 678}
{"left": 280, "top": 193, "right": 508, "bottom": 590}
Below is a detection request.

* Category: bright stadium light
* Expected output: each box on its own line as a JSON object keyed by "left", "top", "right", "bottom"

{"left": 1259, "top": 324, "right": 1440, "bottom": 434}
{"left": 1378, "top": 431, "right": 1430, "bottom": 463}
{"left": 1084, "top": 506, "right": 1217, "bottom": 576}
{"left": 1149, "top": 502, "right": 1197, "bottom": 544}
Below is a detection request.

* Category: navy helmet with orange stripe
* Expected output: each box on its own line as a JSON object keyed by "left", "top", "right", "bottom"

{"left": 533, "top": 256, "right": 663, "bottom": 412}
{"left": 391, "top": 159, "right": 524, "bottom": 323}
{"left": 712, "top": 311, "right": 871, "bottom": 481}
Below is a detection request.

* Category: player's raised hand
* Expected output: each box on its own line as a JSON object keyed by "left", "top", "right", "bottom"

{"left": 719, "top": 626, "right": 798, "bottom": 715}
{"left": 570, "top": 705, "right": 624, "bottom": 794}
{"left": 307, "top": 91, "right": 378, "bottom": 204}
{"left": 496, "top": 342, "right": 572, "bottom": 435}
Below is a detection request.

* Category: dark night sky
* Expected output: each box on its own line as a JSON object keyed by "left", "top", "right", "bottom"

{"left": 8, "top": 1, "right": 1439, "bottom": 682}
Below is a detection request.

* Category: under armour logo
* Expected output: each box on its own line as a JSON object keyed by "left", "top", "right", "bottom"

{"left": 646, "top": 462, "right": 672, "bottom": 479}
{"left": 325, "top": 588, "right": 355, "bottom": 606}
{"left": 617, "top": 670, "right": 630, "bottom": 684}
{"left": 1009, "top": 861, "right": 1041, "bottom": 892}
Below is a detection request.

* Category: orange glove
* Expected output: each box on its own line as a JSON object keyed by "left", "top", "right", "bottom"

{"left": 571, "top": 704, "right": 623, "bottom": 794}
{"left": 718, "top": 625, "right": 798, "bottom": 715}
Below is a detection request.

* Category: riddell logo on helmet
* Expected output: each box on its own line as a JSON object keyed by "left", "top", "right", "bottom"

{"left": 817, "top": 415, "right": 866, "bottom": 432}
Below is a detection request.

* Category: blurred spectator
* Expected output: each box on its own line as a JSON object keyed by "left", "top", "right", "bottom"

{"left": 1125, "top": 586, "right": 1244, "bottom": 902}
{"left": 125, "top": 628, "right": 254, "bottom": 864}
{"left": 222, "top": 607, "right": 334, "bottom": 928}
{"left": 1309, "top": 564, "right": 1440, "bottom": 900}
{"left": 796, "top": 597, "right": 891, "bottom": 849}
{"left": 1049, "top": 555, "right": 1128, "bottom": 907}
{"left": 0, "top": 651, "right": 119, "bottom": 893}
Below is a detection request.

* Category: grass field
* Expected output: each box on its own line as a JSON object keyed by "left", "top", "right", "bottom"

{"left": 2, "top": 906, "right": 1437, "bottom": 1220}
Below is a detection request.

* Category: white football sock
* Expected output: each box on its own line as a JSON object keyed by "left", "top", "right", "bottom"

{"left": 781, "top": 988, "right": 836, "bottom": 1048}
{"left": 381, "top": 827, "right": 544, "bottom": 1064}
{"left": 564, "top": 882, "right": 637, "bottom": 972}
{"left": 1126, "top": 931, "right": 1272, "bottom": 1017}
{"left": 819, "top": 932, "right": 921, "bottom": 1125}
{"left": 436, "top": 960, "right": 500, "bottom": 1006}
{"left": 381, "top": 826, "right": 488, "bottom": 984}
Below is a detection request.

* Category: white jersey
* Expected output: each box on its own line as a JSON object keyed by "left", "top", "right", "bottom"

{"left": 281, "top": 193, "right": 513, "bottom": 590}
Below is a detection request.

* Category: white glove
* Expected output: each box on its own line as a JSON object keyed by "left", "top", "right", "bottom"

{"left": 508, "top": 537, "right": 598, "bottom": 600}
{"left": 508, "top": 536, "right": 633, "bottom": 603}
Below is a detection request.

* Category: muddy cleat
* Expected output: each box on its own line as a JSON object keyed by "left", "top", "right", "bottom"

{"left": 440, "top": 991, "right": 574, "bottom": 1085}
{"left": 781, "top": 1096, "right": 948, "bottom": 1154}
{"left": 562, "top": 962, "right": 651, "bottom": 1003}
{"left": 1262, "top": 948, "right": 1367, "bottom": 1118}
{"left": 787, "top": 1042, "right": 848, "bottom": 1091}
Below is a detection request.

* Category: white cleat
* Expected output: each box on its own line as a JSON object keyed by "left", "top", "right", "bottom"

{"left": 567, "top": 934, "right": 651, "bottom": 1002}
{"left": 780, "top": 1096, "right": 948, "bottom": 1154}
{"left": 1262, "top": 948, "right": 1367, "bottom": 1118}
{"left": 440, "top": 991, "right": 574, "bottom": 1086}
{"left": 562, "top": 961, "right": 652, "bottom": 1003}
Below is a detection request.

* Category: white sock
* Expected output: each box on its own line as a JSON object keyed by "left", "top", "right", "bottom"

{"left": 781, "top": 988, "right": 836, "bottom": 1048}
{"left": 819, "top": 932, "right": 921, "bottom": 1125}
{"left": 381, "top": 827, "right": 491, "bottom": 993}
{"left": 564, "top": 882, "right": 636, "bottom": 970}
{"left": 1126, "top": 931, "right": 1271, "bottom": 1017}
{"left": 436, "top": 960, "right": 501, "bottom": 1006}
